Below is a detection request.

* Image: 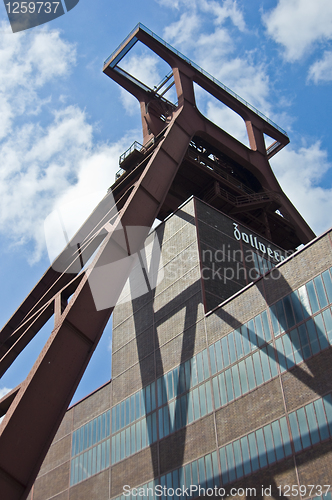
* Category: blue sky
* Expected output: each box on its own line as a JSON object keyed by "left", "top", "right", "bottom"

{"left": 0, "top": 0, "right": 332, "bottom": 405}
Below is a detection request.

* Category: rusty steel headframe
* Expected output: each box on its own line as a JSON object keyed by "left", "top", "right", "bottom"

{"left": 0, "top": 24, "right": 315, "bottom": 500}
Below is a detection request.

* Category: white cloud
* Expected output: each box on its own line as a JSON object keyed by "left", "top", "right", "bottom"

{"left": 163, "top": 12, "right": 200, "bottom": 48}
{"left": 270, "top": 142, "right": 332, "bottom": 235}
{"left": 120, "top": 53, "right": 161, "bottom": 90}
{"left": 0, "top": 25, "right": 133, "bottom": 263}
{"left": 206, "top": 103, "right": 249, "bottom": 146}
{"left": 263, "top": 0, "right": 332, "bottom": 62}
{"left": 200, "top": 0, "right": 246, "bottom": 31}
{"left": 119, "top": 53, "right": 164, "bottom": 114}
{"left": 0, "top": 23, "right": 76, "bottom": 139}
{"left": 308, "top": 51, "right": 332, "bottom": 83}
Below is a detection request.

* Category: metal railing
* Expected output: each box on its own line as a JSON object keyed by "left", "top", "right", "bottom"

{"left": 119, "top": 141, "right": 143, "bottom": 165}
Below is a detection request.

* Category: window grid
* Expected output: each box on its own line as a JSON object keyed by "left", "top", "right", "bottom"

{"left": 70, "top": 438, "right": 110, "bottom": 486}
{"left": 71, "top": 410, "right": 110, "bottom": 457}
{"left": 71, "top": 267, "right": 332, "bottom": 488}
{"left": 111, "top": 411, "right": 157, "bottom": 465}
{"left": 220, "top": 391, "right": 332, "bottom": 485}
{"left": 110, "top": 391, "right": 332, "bottom": 498}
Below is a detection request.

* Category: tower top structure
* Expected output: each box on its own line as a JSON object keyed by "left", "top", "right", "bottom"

{"left": 104, "top": 23, "right": 315, "bottom": 250}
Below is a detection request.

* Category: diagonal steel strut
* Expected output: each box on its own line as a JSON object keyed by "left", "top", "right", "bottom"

{"left": 0, "top": 110, "right": 192, "bottom": 500}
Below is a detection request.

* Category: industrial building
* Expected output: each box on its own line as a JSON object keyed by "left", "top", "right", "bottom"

{"left": 1, "top": 25, "right": 331, "bottom": 500}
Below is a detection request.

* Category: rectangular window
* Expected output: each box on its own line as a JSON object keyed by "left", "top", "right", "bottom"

{"left": 263, "top": 425, "right": 276, "bottom": 465}
{"left": 296, "top": 407, "right": 311, "bottom": 449}
{"left": 218, "top": 372, "right": 228, "bottom": 406}
{"left": 298, "top": 285, "right": 311, "bottom": 318}
{"left": 225, "top": 444, "right": 236, "bottom": 482}
{"left": 125, "top": 427, "right": 130, "bottom": 457}
{"left": 234, "top": 329, "right": 243, "bottom": 359}
{"left": 145, "top": 385, "right": 152, "bottom": 414}
{"left": 135, "top": 392, "right": 141, "bottom": 420}
{"left": 271, "top": 421, "right": 284, "bottom": 461}
{"left": 178, "top": 364, "right": 186, "bottom": 395}
{"left": 180, "top": 394, "right": 188, "bottom": 427}
{"left": 191, "top": 460, "right": 199, "bottom": 487}
{"left": 269, "top": 304, "right": 280, "bottom": 336}
{"left": 130, "top": 424, "right": 136, "bottom": 454}
{"left": 306, "top": 319, "right": 320, "bottom": 355}
{"left": 120, "top": 430, "right": 125, "bottom": 460}
{"left": 276, "top": 300, "right": 286, "bottom": 333}
{"left": 283, "top": 295, "right": 295, "bottom": 329}
{"left": 173, "top": 367, "right": 179, "bottom": 399}
{"left": 111, "top": 436, "right": 115, "bottom": 465}
{"left": 260, "top": 347, "right": 271, "bottom": 382}
{"left": 163, "top": 406, "right": 170, "bottom": 437}
{"left": 247, "top": 319, "right": 257, "bottom": 351}
{"left": 231, "top": 365, "right": 241, "bottom": 399}
{"left": 288, "top": 412, "right": 302, "bottom": 452}
{"left": 306, "top": 281, "right": 319, "bottom": 314}
{"left": 136, "top": 421, "right": 141, "bottom": 452}
{"left": 219, "top": 447, "right": 228, "bottom": 484}
{"left": 215, "top": 340, "right": 223, "bottom": 372}
{"left": 279, "top": 417, "right": 292, "bottom": 456}
{"left": 248, "top": 432, "right": 259, "bottom": 471}
{"left": 198, "top": 456, "right": 206, "bottom": 487}
{"left": 297, "top": 324, "right": 311, "bottom": 360}
{"left": 205, "top": 453, "right": 214, "bottom": 488}
{"left": 238, "top": 359, "right": 249, "bottom": 394}
{"left": 245, "top": 356, "right": 256, "bottom": 390}
{"left": 267, "top": 343, "right": 279, "bottom": 377}
{"left": 323, "top": 394, "right": 332, "bottom": 434}
{"left": 158, "top": 408, "right": 164, "bottom": 439}
{"left": 314, "top": 275, "right": 328, "bottom": 309}
{"left": 225, "top": 369, "right": 234, "bottom": 402}
{"left": 261, "top": 310, "right": 271, "bottom": 342}
{"left": 255, "top": 428, "right": 267, "bottom": 469}
{"left": 322, "top": 269, "right": 332, "bottom": 304}
{"left": 130, "top": 394, "right": 135, "bottom": 423}
{"left": 125, "top": 399, "right": 130, "bottom": 427}
{"left": 211, "top": 451, "right": 220, "bottom": 486}
{"left": 241, "top": 325, "right": 251, "bottom": 355}
{"left": 233, "top": 439, "right": 244, "bottom": 479}
{"left": 282, "top": 334, "right": 295, "bottom": 369}
{"left": 314, "top": 313, "right": 329, "bottom": 350}
{"left": 152, "top": 412, "right": 157, "bottom": 442}
{"left": 252, "top": 351, "right": 264, "bottom": 386}
{"left": 209, "top": 345, "right": 217, "bottom": 376}
{"left": 203, "top": 349, "right": 210, "bottom": 380}
{"left": 120, "top": 401, "right": 125, "bottom": 429}
{"left": 115, "top": 432, "right": 120, "bottom": 462}
{"left": 254, "top": 315, "right": 265, "bottom": 346}
{"left": 184, "top": 360, "right": 191, "bottom": 391}
{"left": 192, "top": 388, "right": 200, "bottom": 420}
{"left": 290, "top": 328, "right": 303, "bottom": 364}
{"left": 228, "top": 332, "right": 237, "bottom": 364}
{"left": 314, "top": 399, "right": 329, "bottom": 440}
{"left": 191, "top": 358, "right": 198, "bottom": 387}
{"left": 305, "top": 403, "right": 320, "bottom": 445}
{"left": 221, "top": 336, "right": 230, "bottom": 368}
{"left": 205, "top": 382, "right": 213, "bottom": 414}
{"left": 212, "top": 377, "right": 221, "bottom": 409}
{"left": 240, "top": 436, "right": 251, "bottom": 475}
{"left": 291, "top": 291, "right": 304, "bottom": 324}
{"left": 322, "top": 308, "right": 332, "bottom": 342}
{"left": 187, "top": 392, "right": 194, "bottom": 424}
